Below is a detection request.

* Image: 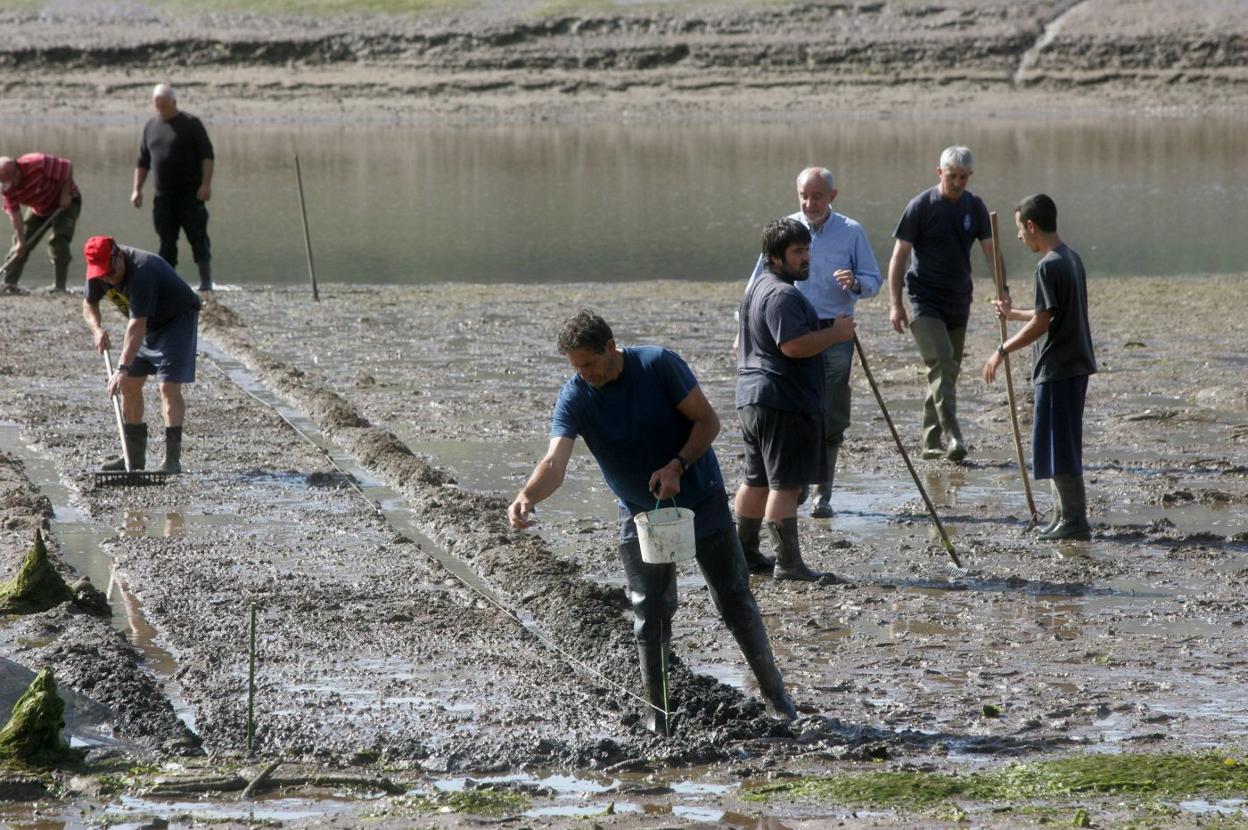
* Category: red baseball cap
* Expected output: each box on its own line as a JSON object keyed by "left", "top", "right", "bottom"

{"left": 83, "top": 236, "right": 117, "bottom": 280}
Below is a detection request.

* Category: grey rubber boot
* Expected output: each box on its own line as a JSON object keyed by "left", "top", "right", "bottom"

{"left": 155, "top": 426, "right": 183, "bottom": 474}
{"left": 810, "top": 446, "right": 839, "bottom": 518}
{"left": 736, "top": 516, "right": 774, "bottom": 574}
{"left": 196, "top": 260, "right": 213, "bottom": 292}
{"left": 1038, "top": 478, "right": 1063, "bottom": 535}
{"left": 50, "top": 258, "right": 69, "bottom": 293}
{"left": 766, "top": 517, "right": 842, "bottom": 583}
{"left": 101, "top": 423, "right": 147, "bottom": 471}
{"left": 637, "top": 640, "right": 672, "bottom": 735}
{"left": 1038, "top": 475, "right": 1090, "bottom": 541}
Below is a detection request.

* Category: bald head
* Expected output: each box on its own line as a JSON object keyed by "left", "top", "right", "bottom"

{"left": 0, "top": 157, "right": 16, "bottom": 193}
{"left": 152, "top": 84, "right": 178, "bottom": 120}
{"left": 795, "top": 167, "right": 837, "bottom": 228}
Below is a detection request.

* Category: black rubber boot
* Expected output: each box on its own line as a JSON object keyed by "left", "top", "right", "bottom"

{"left": 766, "top": 517, "right": 843, "bottom": 583}
{"left": 637, "top": 640, "right": 671, "bottom": 735}
{"left": 734, "top": 613, "right": 797, "bottom": 720}
{"left": 102, "top": 423, "right": 148, "bottom": 471}
{"left": 736, "top": 516, "right": 774, "bottom": 574}
{"left": 155, "top": 426, "right": 183, "bottom": 474}
{"left": 196, "top": 260, "right": 213, "bottom": 292}
{"left": 1039, "top": 475, "right": 1091, "bottom": 541}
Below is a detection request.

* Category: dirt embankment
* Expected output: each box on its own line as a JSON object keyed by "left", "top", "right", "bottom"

{"left": 1, "top": 0, "right": 1246, "bottom": 123}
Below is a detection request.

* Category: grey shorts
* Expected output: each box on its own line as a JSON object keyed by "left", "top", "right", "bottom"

{"left": 738, "top": 404, "right": 826, "bottom": 489}
{"left": 133, "top": 310, "right": 198, "bottom": 384}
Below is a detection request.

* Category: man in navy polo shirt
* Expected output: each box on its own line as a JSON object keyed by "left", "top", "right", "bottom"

{"left": 508, "top": 310, "right": 796, "bottom": 734}
{"left": 887, "top": 146, "right": 1006, "bottom": 462}
{"left": 81, "top": 235, "right": 201, "bottom": 475}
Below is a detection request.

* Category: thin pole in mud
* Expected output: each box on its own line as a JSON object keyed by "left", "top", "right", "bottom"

{"left": 989, "top": 211, "right": 1041, "bottom": 529}
{"left": 853, "top": 333, "right": 962, "bottom": 569}
{"left": 293, "top": 153, "right": 320, "bottom": 302}
{"left": 246, "top": 601, "right": 257, "bottom": 754}
{"left": 660, "top": 619, "right": 671, "bottom": 738}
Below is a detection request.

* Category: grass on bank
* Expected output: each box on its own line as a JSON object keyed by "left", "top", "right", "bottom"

{"left": 743, "top": 753, "right": 1248, "bottom": 811}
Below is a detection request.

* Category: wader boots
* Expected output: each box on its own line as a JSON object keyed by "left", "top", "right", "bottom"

{"left": 732, "top": 613, "right": 797, "bottom": 721}
{"left": 765, "top": 517, "right": 841, "bottom": 583}
{"left": 637, "top": 640, "right": 672, "bottom": 734}
{"left": 196, "top": 260, "right": 213, "bottom": 292}
{"left": 50, "top": 258, "right": 69, "bottom": 293}
{"left": 1038, "top": 474, "right": 1091, "bottom": 541}
{"left": 736, "top": 516, "right": 775, "bottom": 574}
{"left": 155, "top": 426, "right": 183, "bottom": 474}
{"left": 102, "top": 423, "right": 147, "bottom": 471}
{"left": 810, "top": 446, "right": 839, "bottom": 518}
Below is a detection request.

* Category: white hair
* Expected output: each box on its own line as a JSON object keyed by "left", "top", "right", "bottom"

{"left": 152, "top": 83, "right": 177, "bottom": 101}
{"left": 797, "top": 167, "right": 834, "bottom": 191}
{"left": 940, "top": 146, "right": 973, "bottom": 171}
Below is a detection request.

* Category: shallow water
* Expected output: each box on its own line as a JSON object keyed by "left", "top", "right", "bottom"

{"left": 1, "top": 117, "right": 1246, "bottom": 286}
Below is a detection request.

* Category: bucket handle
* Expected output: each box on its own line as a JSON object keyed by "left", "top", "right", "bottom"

{"left": 652, "top": 496, "right": 679, "bottom": 512}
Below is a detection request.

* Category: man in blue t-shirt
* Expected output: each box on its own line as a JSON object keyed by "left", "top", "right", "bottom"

{"left": 983, "top": 194, "right": 1097, "bottom": 541}
{"left": 81, "top": 235, "right": 201, "bottom": 475}
{"left": 887, "top": 146, "right": 1006, "bottom": 462}
{"left": 508, "top": 310, "right": 796, "bottom": 733}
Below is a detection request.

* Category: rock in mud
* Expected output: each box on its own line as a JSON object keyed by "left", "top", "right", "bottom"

{"left": 0, "top": 667, "right": 83, "bottom": 767}
{"left": 0, "top": 529, "right": 73, "bottom": 615}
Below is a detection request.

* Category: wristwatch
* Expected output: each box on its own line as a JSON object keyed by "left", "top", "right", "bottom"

{"left": 675, "top": 454, "right": 691, "bottom": 473}
{"left": 996, "top": 344, "right": 1008, "bottom": 357}
{"left": 117, "top": 363, "right": 132, "bottom": 375}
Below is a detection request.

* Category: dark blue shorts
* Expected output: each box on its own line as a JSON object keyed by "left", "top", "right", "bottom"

{"left": 133, "top": 310, "right": 198, "bottom": 384}
{"left": 1032, "top": 375, "right": 1088, "bottom": 479}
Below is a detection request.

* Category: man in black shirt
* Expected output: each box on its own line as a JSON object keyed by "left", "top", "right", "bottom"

{"left": 132, "top": 84, "right": 216, "bottom": 291}
{"left": 82, "top": 236, "right": 201, "bottom": 475}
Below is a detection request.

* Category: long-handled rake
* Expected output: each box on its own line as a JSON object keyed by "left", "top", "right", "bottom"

{"left": 989, "top": 211, "right": 1042, "bottom": 529}
{"left": 93, "top": 350, "right": 169, "bottom": 487}
{"left": 854, "top": 333, "right": 962, "bottom": 569}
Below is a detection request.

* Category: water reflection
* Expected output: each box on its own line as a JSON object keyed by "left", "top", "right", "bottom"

{"left": 1, "top": 117, "right": 1244, "bottom": 285}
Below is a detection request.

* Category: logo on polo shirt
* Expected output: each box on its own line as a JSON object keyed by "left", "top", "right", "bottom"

{"left": 963, "top": 214, "right": 972, "bottom": 232}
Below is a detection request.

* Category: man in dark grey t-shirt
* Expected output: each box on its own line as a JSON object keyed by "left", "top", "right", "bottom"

{"left": 82, "top": 236, "right": 201, "bottom": 476}
{"left": 983, "top": 194, "right": 1097, "bottom": 541}
{"left": 887, "top": 146, "right": 1004, "bottom": 462}
{"left": 735, "top": 218, "right": 854, "bottom": 581}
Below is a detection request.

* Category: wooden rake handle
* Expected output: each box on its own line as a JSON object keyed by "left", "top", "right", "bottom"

{"left": 102, "top": 350, "right": 133, "bottom": 473}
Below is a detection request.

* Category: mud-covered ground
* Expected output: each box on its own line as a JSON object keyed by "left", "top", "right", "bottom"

{"left": 2, "top": 0, "right": 1247, "bottom": 124}
{"left": 0, "top": 274, "right": 1245, "bottom": 827}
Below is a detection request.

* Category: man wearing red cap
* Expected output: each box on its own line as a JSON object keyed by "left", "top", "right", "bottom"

{"left": 0, "top": 153, "right": 82, "bottom": 293}
{"left": 81, "top": 236, "right": 201, "bottom": 474}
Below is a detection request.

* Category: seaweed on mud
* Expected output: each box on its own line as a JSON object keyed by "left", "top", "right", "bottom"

{"left": 0, "top": 529, "right": 73, "bottom": 615}
{"left": 0, "top": 667, "right": 83, "bottom": 767}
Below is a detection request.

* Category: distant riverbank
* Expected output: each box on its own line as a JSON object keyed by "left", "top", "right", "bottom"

{"left": 1, "top": 0, "right": 1245, "bottom": 125}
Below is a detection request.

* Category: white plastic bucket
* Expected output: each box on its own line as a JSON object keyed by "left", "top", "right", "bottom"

{"left": 636, "top": 505, "right": 696, "bottom": 564}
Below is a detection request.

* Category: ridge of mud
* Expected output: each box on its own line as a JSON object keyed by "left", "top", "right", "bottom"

{"left": 202, "top": 297, "right": 1052, "bottom": 765}
{"left": 0, "top": 453, "right": 199, "bottom": 756}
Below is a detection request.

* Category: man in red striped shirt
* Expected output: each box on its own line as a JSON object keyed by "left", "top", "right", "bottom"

{"left": 1, "top": 153, "right": 83, "bottom": 293}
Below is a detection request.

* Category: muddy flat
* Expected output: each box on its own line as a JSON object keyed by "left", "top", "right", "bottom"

{"left": 1, "top": 273, "right": 1246, "bottom": 827}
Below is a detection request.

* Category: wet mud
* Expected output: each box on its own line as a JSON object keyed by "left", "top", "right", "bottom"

{"left": 0, "top": 274, "right": 1245, "bottom": 826}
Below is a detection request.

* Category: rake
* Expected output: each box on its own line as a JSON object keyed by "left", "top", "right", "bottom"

{"left": 93, "top": 350, "right": 169, "bottom": 487}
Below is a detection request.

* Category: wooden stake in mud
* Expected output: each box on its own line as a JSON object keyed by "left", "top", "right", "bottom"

{"left": 246, "top": 602, "right": 257, "bottom": 754}
{"left": 989, "top": 211, "right": 1041, "bottom": 529}
{"left": 293, "top": 153, "right": 320, "bottom": 302}
{"left": 853, "top": 333, "right": 962, "bottom": 569}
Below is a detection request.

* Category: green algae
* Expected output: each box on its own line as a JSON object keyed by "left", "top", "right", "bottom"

{"left": 0, "top": 667, "right": 83, "bottom": 768}
{"left": 0, "top": 529, "right": 73, "bottom": 615}
{"left": 742, "top": 753, "right": 1248, "bottom": 809}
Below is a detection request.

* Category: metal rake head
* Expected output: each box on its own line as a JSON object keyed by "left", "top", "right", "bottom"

{"left": 92, "top": 470, "right": 171, "bottom": 488}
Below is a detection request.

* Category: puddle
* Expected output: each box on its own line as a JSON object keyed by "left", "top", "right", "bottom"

{"left": 0, "top": 422, "right": 195, "bottom": 733}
